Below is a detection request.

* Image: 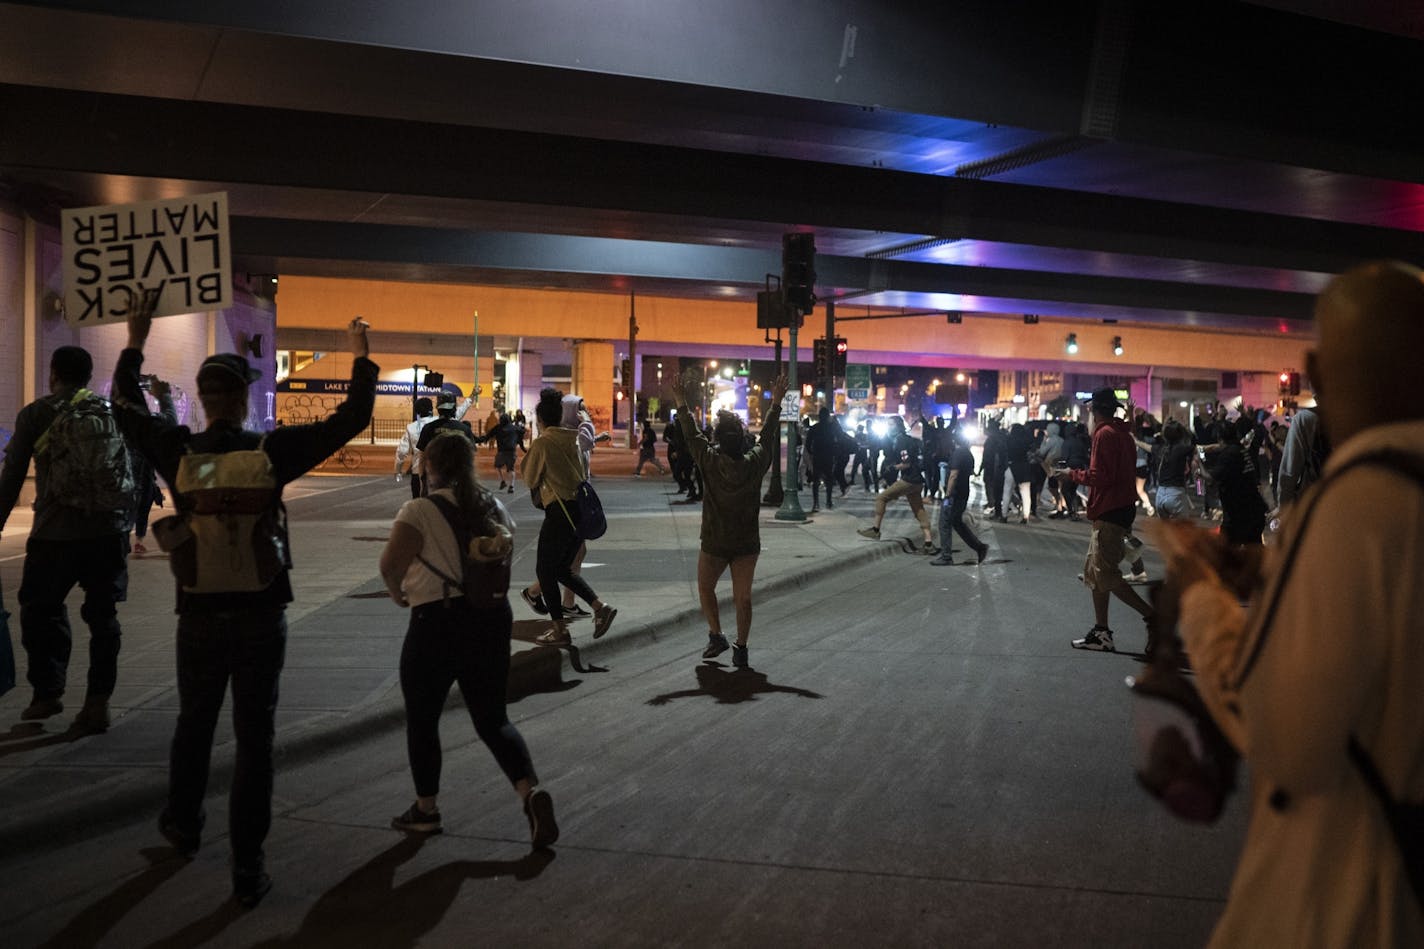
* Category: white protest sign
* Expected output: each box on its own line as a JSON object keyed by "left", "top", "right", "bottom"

{"left": 62, "top": 191, "right": 232, "bottom": 326}
{"left": 781, "top": 393, "right": 801, "bottom": 417}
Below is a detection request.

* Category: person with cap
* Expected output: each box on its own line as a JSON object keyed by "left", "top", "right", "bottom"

{"left": 394, "top": 397, "right": 435, "bottom": 499}
{"left": 414, "top": 391, "right": 476, "bottom": 481}
{"left": 110, "top": 291, "right": 378, "bottom": 909}
{"left": 481, "top": 411, "right": 526, "bottom": 493}
{"left": 0, "top": 344, "right": 132, "bottom": 733}
{"left": 669, "top": 370, "right": 788, "bottom": 668}
{"left": 1060, "top": 387, "right": 1153, "bottom": 652}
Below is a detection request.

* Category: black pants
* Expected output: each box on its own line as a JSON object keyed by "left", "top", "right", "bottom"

{"left": 832, "top": 453, "right": 850, "bottom": 492}
{"left": 1029, "top": 465, "right": 1047, "bottom": 515}
{"left": 536, "top": 503, "right": 599, "bottom": 625}
{"left": 938, "top": 495, "right": 984, "bottom": 554}
{"left": 409, "top": 473, "right": 424, "bottom": 499}
{"left": 19, "top": 533, "right": 129, "bottom": 700}
{"left": 850, "top": 449, "right": 873, "bottom": 489}
{"left": 810, "top": 456, "right": 836, "bottom": 508}
{"left": 983, "top": 462, "right": 1003, "bottom": 514}
{"left": 400, "top": 598, "right": 534, "bottom": 797}
{"left": 167, "top": 606, "right": 286, "bottom": 874}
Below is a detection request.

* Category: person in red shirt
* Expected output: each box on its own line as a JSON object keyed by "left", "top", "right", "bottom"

{"left": 1062, "top": 388, "right": 1154, "bottom": 652}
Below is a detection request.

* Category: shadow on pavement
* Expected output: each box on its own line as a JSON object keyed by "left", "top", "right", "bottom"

{"left": 0, "top": 720, "right": 89, "bottom": 759}
{"left": 250, "top": 836, "right": 553, "bottom": 949}
{"left": 37, "top": 848, "right": 192, "bottom": 949}
{"left": 511, "top": 621, "right": 609, "bottom": 675}
{"left": 645, "top": 662, "right": 825, "bottom": 706}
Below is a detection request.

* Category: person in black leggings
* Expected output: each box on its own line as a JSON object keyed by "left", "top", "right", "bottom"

{"left": 379, "top": 433, "right": 558, "bottom": 848}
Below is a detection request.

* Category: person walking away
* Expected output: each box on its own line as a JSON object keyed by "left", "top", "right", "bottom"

{"left": 0, "top": 346, "right": 133, "bottom": 733}
{"left": 481, "top": 412, "right": 525, "bottom": 493}
{"left": 1038, "top": 422, "right": 1067, "bottom": 518}
{"left": 1062, "top": 388, "right": 1153, "bottom": 652}
{"left": 804, "top": 406, "right": 838, "bottom": 512}
{"left": 379, "top": 433, "right": 557, "bottom": 847}
{"left": 1059, "top": 422, "right": 1091, "bottom": 520}
{"left": 1005, "top": 423, "right": 1037, "bottom": 523}
{"left": 670, "top": 371, "right": 787, "bottom": 668}
{"left": 112, "top": 298, "right": 378, "bottom": 908}
{"left": 394, "top": 397, "right": 435, "bottom": 499}
{"left": 1203, "top": 416, "right": 1268, "bottom": 546}
{"left": 856, "top": 416, "right": 939, "bottom": 554}
{"left": 930, "top": 428, "right": 989, "bottom": 565}
{"left": 131, "top": 376, "right": 179, "bottom": 555}
{"left": 523, "top": 395, "right": 609, "bottom": 619}
{"left": 634, "top": 419, "right": 667, "bottom": 476}
{"left": 518, "top": 388, "right": 617, "bottom": 645}
{"left": 1276, "top": 404, "right": 1329, "bottom": 509}
{"left": 1161, "top": 260, "right": 1424, "bottom": 947}
{"left": 850, "top": 423, "right": 874, "bottom": 491}
{"left": 978, "top": 419, "right": 1008, "bottom": 520}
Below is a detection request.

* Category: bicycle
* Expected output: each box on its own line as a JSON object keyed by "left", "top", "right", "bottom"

{"left": 319, "top": 445, "right": 363, "bottom": 470}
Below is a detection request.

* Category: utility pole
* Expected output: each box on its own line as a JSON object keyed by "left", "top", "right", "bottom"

{"left": 775, "top": 321, "right": 806, "bottom": 521}
{"left": 824, "top": 298, "right": 836, "bottom": 406}
{"left": 628, "top": 293, "right": 639, "bottom": 449}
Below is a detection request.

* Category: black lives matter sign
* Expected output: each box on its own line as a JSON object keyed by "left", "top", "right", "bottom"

{"left": 62, "top": 192, "right": 233, "bottom": 326}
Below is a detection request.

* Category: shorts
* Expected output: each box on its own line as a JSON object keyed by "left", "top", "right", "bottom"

{"left": 1136, "top": 464, "right": 1149, "bottom": 480}
{"left": 1082, "top": 519, "right": 1130, "bottom": 593}
{"left": 494, "top": 450, "right": 516, "bottom": 469}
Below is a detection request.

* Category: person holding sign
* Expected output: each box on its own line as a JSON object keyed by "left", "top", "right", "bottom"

{"left": 111, "top": 291, "right": 378, "bottom": 909}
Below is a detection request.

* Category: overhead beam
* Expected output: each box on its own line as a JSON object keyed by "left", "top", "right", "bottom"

{"left": 4, "top": 85, "right": 1422, "bottom": 275}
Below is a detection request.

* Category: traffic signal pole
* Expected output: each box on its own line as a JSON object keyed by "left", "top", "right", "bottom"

{"left": 775, "top": 319, "right": 806, "bottom": 521}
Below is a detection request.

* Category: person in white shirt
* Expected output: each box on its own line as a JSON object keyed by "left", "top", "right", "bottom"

{"left": 394, "top": 397, "right": 434, "bottom": 499}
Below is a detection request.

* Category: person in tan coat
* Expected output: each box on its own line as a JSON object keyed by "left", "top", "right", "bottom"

{"left": 1161, "top": 260, "right": 1424, "bottom": 947}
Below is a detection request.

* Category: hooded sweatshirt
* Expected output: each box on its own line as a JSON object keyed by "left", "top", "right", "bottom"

{"left": 677, "top": 404, "right": 782, "bottom": 557}
{"left": 1067, "top": 417, "right": 1138, "bottom": 521}
{"left": 520, "top": 426, "right": 586, "bottom": 507}
{"left": 560, "top": 394, "right": 598, "bottom": 476}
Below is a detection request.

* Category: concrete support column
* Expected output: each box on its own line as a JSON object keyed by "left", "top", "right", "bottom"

{"left": 572, "top": 339, "right": 614, "bottom": 434}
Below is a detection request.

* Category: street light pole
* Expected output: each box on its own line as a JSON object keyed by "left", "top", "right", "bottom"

{"left": 762, "top": 330, "right": 784, "bottom": 506}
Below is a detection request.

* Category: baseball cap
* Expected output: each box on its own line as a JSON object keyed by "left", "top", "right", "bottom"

{"left": 197, "top": 353, "right": 261, "bottom": 392}
{"left": 1084, "top": 386, "right": 1123, "bottom": 411}
{"left": 436, "top": 391, "right": 458, "bottom": 408}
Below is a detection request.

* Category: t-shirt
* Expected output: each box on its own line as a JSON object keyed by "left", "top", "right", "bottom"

{"left": 893, "top": 433, "right": 923, "bottom": 484}
{"left": 1157, "top": 442, "right": 1194, "bottom": 488}
{"left": 949, "top": 445, "right": 975, "bottom": 501}
{"left": 393, "top": 488, "right": 513, "bottom": 608}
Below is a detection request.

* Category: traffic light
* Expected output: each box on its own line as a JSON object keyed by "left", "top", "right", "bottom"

{"left": 621, "top": 358, "right": 633, "bottom": 386}
{"left": 832, "top": 337, "right": 848, "bottom": 376}
{"left": 1278, "top": 371, "right": 1291, "bottom": 395}
{"left": 782, "top": 232, "right": 816, "bottom": 313}
{"left": 813, "top": 337, "right": 829, "bottom": 380}
{"left": 1289, "top": 371, "right": 1301, "bottom": 396}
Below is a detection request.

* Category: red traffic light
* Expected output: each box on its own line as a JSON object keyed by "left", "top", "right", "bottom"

{"left": 1279, "top": 372, "right": 1290, "bottom": 384}
{"left": 834, "top": 339, "right": 848, "bottom": 355}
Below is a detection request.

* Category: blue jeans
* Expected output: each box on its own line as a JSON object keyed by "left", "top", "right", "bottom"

{"left": 167, "top": 606, "right": 286, "bottom": 874}
{"left": 18, "top": 534, "right": 128, "bottom": 700}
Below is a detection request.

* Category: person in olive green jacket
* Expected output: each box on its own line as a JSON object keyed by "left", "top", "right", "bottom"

{"left": 670, "top": 370, "right": 788, "bottom": 669}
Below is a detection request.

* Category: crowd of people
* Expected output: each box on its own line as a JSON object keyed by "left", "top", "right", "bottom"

{"left": 2, "top": 261, "right": 1419, "bottom": 939}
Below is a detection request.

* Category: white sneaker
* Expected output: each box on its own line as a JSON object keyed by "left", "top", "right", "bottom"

{"left": 1127, "top": 570, "right": 1149, "bottom": 583}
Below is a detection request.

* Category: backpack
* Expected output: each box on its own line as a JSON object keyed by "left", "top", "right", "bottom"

{"left": 36, "top": 389, "right": 134, "bottom": 516}
{"left": 416, "top": 495, "right": 512, "bottom": 606}
{"left": 154, "top": 442, "right": 290, "bottom": 594}
{"left": 555, "top": 480, "right": 607, "bottom": 541}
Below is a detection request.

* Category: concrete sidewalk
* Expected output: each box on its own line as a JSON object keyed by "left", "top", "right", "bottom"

{"left": 0, "top": 447, "right": 922, "bottom": 856}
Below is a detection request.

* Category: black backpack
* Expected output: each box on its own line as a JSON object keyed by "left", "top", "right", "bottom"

{"left": 416, "top": 495, "right": 512, "bottom": 606}
{"left": 37, "top": 390, "right": 134, "bottom": 516}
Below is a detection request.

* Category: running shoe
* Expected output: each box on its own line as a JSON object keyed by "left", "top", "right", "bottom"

{"left": 1071, "top": 626, "right": 1116, "bottom": 652}
{"left": 536, "top": 626, "right": 571, "bottom": 646}
{"left": 592, "top": 604, "right": 617, "bottom": 639}
{"left": 731, "top": 643, "right": 749, "bottom": 668}
{"left": 856, "top": 526, "right": 880, "bottom": 539}
{"left": 521, "top": 587, "right": 549, "bottom": 615}
{"left": 391, "top": 801, "right": 443, "bottom": 835}
{"left": 702, "top": 633, "right": 731, "bottom": 658}
{"left": 525, "top": 789, "right": 559, "bottom": 849}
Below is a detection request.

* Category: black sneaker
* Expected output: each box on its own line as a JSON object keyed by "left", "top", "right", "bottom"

{"left": 521, "top": 587, "right": 549, "bottom": 615}
{"left": 233, "top": 870, "right": 272, "bottom": 909}
{"left": 592, "top": 604, "right": 617, "bottom": 639}
{"left": 21, "top": 694, "right": 63, "bottom": 721}
{"left": 525, "top": 789, "right": 559, "bottom": 849}
{"left": 391, "top": 801, "right": 443, "bottom": 834}
{"left": 731, "top": 644, "right": 749, "bottom": 668}
{"left": 158, "top": 808, "right": 201, "bottom": 858}
{"left": 563, "top": 603, "right": 592, "bottom": 620}
{"left": 71, "top": 698, "right": 111, "bottom": 735}
{"left": 1071, "top": 626, "right": 1116, "bottom": 652}
{"left": 702, "top": 633, "right": 730, "bottom": 659}
{"left": 975, "top": 543, "right": 990, "bottom": 564}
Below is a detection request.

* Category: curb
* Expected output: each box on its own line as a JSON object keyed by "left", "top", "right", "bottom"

{"left": 0, "top": 532, "right": 914, "bottom": 858}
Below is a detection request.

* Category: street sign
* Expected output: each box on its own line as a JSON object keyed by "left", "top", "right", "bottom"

{"left": 845, "top": 364, "right": 871, "bottom": 390}
{"left": 846, "top": 388, "right": 869, "bottom": 401}
{"left": 780, "top": 393, "right": 801, "bottom": 417}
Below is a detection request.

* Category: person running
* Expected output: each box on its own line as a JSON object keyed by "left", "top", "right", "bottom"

{"left": 856, "top": 416, "right": 939, "bottom": 554}
{"left": 379, "top": 432, "right": 557, "bottom": 848}
{"left": 1062, "top": 388, "right": 1153, "bottom": 653}
{"left": 633, "top": 419, "right": 667, "bottom": 476}
{"left": 518, "top": 388, "right": 616, "bottom": 645}
{"left": 930, "top": 428, "right": 989, "bottom": 565}
{"left": 394, "top": 397, "right": 435, "bottom": 499}
{"left": 668, "top": 371, "right": 788, "bottom": 668}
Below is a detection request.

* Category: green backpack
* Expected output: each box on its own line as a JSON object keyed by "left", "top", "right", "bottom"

{"left": 36, "top": 389, "right": 134, "bottom": 517}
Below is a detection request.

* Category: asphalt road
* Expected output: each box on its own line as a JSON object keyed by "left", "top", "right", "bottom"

{"left": 0, "top": 476, "right": 1246, "bottom": 948}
